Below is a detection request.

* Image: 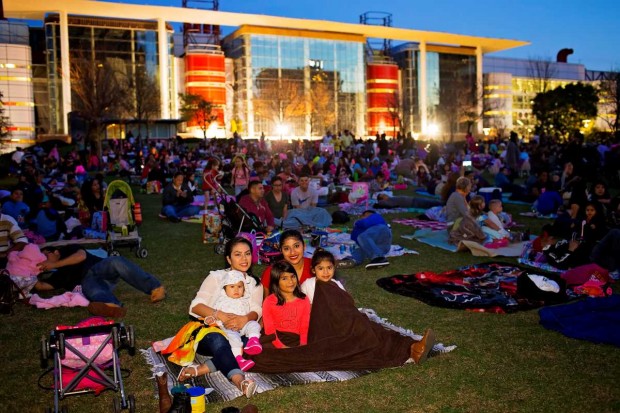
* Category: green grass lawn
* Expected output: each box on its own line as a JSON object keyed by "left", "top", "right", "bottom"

{"left": 1, "top": 187, "right": 619, "bottom": 413}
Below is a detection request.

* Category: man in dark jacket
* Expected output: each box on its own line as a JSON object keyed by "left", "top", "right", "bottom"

{"left": 161, "top": 172, "right": 201, "bottom": 222}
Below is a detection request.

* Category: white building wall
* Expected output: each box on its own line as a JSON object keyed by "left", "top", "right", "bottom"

{"left": 0, "top": 43, "right": 35, "bottom": 141}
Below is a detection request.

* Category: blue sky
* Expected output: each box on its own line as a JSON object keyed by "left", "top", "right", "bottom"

{"left": 46, "top": 0, "right": 620, "bottom": 70}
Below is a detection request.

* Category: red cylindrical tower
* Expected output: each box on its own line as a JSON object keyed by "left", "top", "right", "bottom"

{"left": 184, "top": 47, "right": 226, "bottom": 128}
{"left": 366, "top": 63, "right": 399, "bottom": 137}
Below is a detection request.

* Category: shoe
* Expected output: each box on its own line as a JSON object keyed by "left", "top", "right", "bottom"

{"left": 151, "top": 286, "right": 167, "bottom": 303}
{"left": 365, "top": 257, "right": 389, "bottom": 269}
{"left": 167, "top": 390, "right": 192, "bottom": 413}
{"left": 169, "top": 216, "right": 181, "bottom": 223}
{"left": 177, "top": 363, "right": 210, "bottom": 382}
{"left": 410, "top": 329, "right": 436, "bottom": 365}
{"left": 243, "top": 337, "right": 263, "bottom": 355}
{"left": 240, "top": 379, "right": 257, "bottom": 398}
{"left": 87, "top": 302, "right": 127, "bottom": 318}
{"left": 337, "top": 258, "right": 357, "bottom": 269}
{"left": 155, "top": 372, "right": 172, "bottom": 413}
{"left": 236, "top": 355, "right": 255, "bottom": 372}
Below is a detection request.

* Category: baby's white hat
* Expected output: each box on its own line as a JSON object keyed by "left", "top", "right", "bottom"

{"left": 223, "top": 270, "right": 245, "bottom": 287}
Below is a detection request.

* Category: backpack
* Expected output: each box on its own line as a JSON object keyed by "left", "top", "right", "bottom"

{"left": 0, "top": 270, "right": 19, "bottom": 315}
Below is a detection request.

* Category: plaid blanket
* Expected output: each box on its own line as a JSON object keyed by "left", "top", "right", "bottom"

{"left": 393, "top": 218, "right": 448, "bottom": 231}
{"left": 143, "top": 309, "right": 456, "bottom": 403}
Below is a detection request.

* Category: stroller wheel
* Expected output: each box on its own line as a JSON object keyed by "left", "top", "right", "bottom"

{"left": 40, "top": 336, "right": 50, "bottom": 368}
{"left": 136, "top": 248, "right": 148, "bottom": 259}
{"left": 128, "top": 394, "right": 136, "bottom": 413}
{"left": 214, "top": 243, "right": 226, "bottom": 255}
{"left": 109, "top": 250, "right": 121, "bottom": 257}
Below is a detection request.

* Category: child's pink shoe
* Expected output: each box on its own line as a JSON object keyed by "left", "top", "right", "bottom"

{"left": 236, "top": 355, "right": 255, "bottom": 372}
{"left": 244, "top": 337, "right": 263, "bottom": 355}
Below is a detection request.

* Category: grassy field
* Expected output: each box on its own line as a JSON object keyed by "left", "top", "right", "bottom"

{"left": 1, "top": 186, "right": 619, "bottom": 413}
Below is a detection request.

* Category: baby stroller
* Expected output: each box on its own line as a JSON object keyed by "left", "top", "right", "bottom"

{"left": 208, "top": 181, "right": 264, "bottom": 255}
{"left": 40, "top": 317, "right": 136, "bottom": 413}
{"left": 103, "top": 180, "right": 148, "bottom": 258}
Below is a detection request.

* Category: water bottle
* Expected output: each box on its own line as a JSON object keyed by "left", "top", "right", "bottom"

{"left": 340, "top": 244, "right": 345, "bottom": 254}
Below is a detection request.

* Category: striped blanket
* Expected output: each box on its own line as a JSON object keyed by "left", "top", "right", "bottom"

{"left": 393, "top": 218, "right": 448, "bottom": 231}
{"left": 143, "top": 309, "right": 456, "bottom": 403}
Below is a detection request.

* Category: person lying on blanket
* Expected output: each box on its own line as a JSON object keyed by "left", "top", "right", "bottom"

{"left": 177, "top": 237, "right": 260, "bottom": 398}
{"left": 337, "top": 210, "right": 392, "bottom": 270}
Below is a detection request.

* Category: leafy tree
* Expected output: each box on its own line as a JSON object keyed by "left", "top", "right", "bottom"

{"left": 70, "top": 56, "right": 129, "bottom": 157}
{"left": 179, "top": 93, "right": 218, "bottom": 140}
{"left": 532, "top": 83, "right": 599, "bottom": 137}
{"left": 125, "top": 66, "right": 160, "bottom": 142}
{"left": 597, "top": 70, "right": 620, "bottom": 136}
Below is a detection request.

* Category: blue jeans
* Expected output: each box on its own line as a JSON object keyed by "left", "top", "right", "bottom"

{"left": 161, "top": 204, "right": 201, "bottom": 219}
{"left": 81, "top": 257, "right": 161, "bottom": 306}
{"left": 196, "top": 331, "right": 243, "bottom": 379}
{"left": 352, "top": 225, "right": 392, "bottom": 264}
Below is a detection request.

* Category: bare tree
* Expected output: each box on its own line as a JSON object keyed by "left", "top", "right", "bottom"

{"left": 597, "top": 70, "right": 620, "bottom": 135}
{"left": 254, "top": 77, "right": 305, "bottom": 134}
{"left": 385, "top": 91, "right": 402, "bottom": 138}
{"left": 70, "top": 55, "right": 129, "bottom": 157}
{"left": 527, "top": 56, "right": 558, "bottom": 94}
{"left": 179, "top": 93, "right": 218, "bottom": 141}
{"left": 309, "top": 71, "right": 335, "bottom": 135}
{"left": 125, "top": 66, "right": 160, "bottom": 143}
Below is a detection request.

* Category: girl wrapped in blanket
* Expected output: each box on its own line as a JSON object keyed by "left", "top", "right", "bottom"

{"left": 300, "top": 249, "right": 345, "bottom": 303}
{"left": 210, "top": 270, "right": 263, "bottom": 371}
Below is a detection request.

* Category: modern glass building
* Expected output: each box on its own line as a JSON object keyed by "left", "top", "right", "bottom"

{"left": 392, "top": 43, "right": 477, "bottom": 138}
{"left": 43, "top": 15, "right": 175, "bottom": 137}
{"left": 223, "top": 26, "right": 366, "bottom": 139}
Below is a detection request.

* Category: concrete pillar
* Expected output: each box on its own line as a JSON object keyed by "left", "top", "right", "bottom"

{"left": 476, "top": 45, "right": 484, "bottom": 135}
{"left": 157, "top": 18, "right": 170, "bottom": 119}
{"left": 59, "top": 11, "right": 71, "bottom": 134}
{"left": 419, "top": 41, "right": 427, "bottom": 134}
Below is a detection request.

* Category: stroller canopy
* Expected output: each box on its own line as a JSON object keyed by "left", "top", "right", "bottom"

{"left": 104, "top": 180, "right": 136, "bottom": 227}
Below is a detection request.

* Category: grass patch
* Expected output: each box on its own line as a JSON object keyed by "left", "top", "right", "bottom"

{"left": 1, "top": 188, "right": 619, "bottom": 413}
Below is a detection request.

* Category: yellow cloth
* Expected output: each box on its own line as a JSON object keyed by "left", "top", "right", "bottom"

{"left": 162, "top": 321, "right": 226, "bottom": 366}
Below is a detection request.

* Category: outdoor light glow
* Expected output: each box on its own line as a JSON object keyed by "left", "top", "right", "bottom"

{"left": 275, "top": 124, "right": 289, "bottom": 136}
{"left": 426, "top": 123, "right": 439, "bottom": 136}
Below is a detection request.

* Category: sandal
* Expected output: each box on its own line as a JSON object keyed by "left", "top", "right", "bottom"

{"left": 240, "top": 379, "right": 257, "bottom": 398}
{"left": 177, "top": 364, "right": 209, "bottom": 382}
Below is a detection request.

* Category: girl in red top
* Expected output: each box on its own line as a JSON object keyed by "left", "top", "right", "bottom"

{"left": 262, "top": 260, "right": 311, "bottom": 349}
{"left": 261, "top": 230, "right": 312, "bottom": 297}
{"left": 202, "top": 158, "right": 222, "bottom": 209}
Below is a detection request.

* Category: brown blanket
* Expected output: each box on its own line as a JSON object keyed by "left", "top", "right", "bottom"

{"left": 250, "top": 280, "right": 414, "bottom": 373}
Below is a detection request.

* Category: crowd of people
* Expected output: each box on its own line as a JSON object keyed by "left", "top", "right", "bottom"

{"left": 2, "top": 128, "right": 620, "bottom": 402}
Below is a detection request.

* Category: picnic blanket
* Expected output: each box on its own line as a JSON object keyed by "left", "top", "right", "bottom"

{"left": 377, "top": 262, "right": 566, "bottom": 313}
{"left": 539, "top": 295, "right": 620, "bottom": 347}
{"left": 393, "top": 218, "right": 448, "bottom": 231}
{"left": 414, "top": 189, "right": 532, "bottom": 206}
{"left": 337, "top": 203, "right": 424, "bottom": 216}
{"left": 402, "top": 228, "right": 530, "bottom": 257}
{"left": 143, "top": 308, "right": 456, "bottom": 403}
{"left": 306, "top": 232, "right": 418, "bottom": 260}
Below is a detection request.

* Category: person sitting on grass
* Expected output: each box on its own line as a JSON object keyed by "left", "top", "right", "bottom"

{"left": 209, "top": 270, "right": 263, "bottom": 372}
{"left": 469, "top": 197, "right": 510, "bottom": 242}
{"left": 34, "top": 245, "right": 166, "bottom": 318}
{"left": 300, "top": 249, "right": 345, "bottom": 303}
{"left": 337, "top": 210, "right": 391, "bottom": 270}
{"left": 161, "top": 171, "right": 201, "bottom": 223}
{"left": 262, "top": 260, "right": 311, "bottom": 349}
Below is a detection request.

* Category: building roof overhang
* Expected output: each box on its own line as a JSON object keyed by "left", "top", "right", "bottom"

{"left": 5, "top": 0, "right": 530, "bottom": 53}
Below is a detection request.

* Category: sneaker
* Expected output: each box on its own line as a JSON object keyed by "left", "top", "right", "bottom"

{"left": 87, "top": 302, "right": 127, "bottom": 318}
{"left": 150, "top": 286, "right": 166, "bottom": 303}
{"left": 365, "top": 257, "right": 389, "bottom": 269}
{"left": 235, "top": 355, "right": 255, "bottom": 372}
{"left": 169, "top": 216, "right": 181, "bottom": 223}
{"left": 244, "top": 337, "right": 263, "bottom": 355}
{"left": 337, "top": 258, "right": 358, "bottom": 269}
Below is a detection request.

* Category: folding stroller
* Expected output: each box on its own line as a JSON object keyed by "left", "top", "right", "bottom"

{"left": 103, "top": 180, "right": 148, "bottom": 258}
{"left": 40, "top": 317, "right": 136, "bottom": 413}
